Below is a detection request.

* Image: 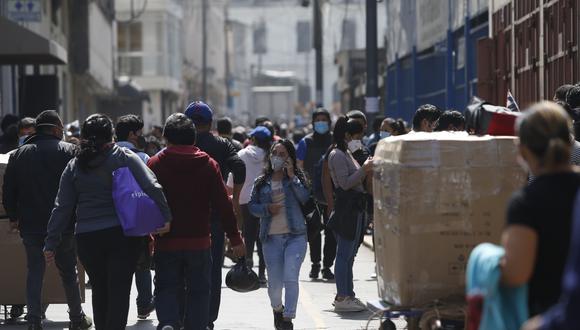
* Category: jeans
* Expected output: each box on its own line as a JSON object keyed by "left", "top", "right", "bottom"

{"left": 135, "top": 270, "right": 153, "bottom": 309}
{"left": 335, "top": 214, "right": 363, "bottom": 298}
{"left": 76, "top": 226, "right": 140, "bottom": 330}
{"left": 307, "top": 205, "right": 337, "bottom": 269}
{"left": 155, "top": 249, "right": 211, "bottom": 330}
{"left": 241, "top": 204, "right": 266, "bottom": 274}
{"left": 262, "top": 234, "right": 307, "bottom": 319}
{"left": 22, "top": 234, "right": 84, "bottom": 323}
{"left": 209, "top": 217, "right": 225, "bottom": 328}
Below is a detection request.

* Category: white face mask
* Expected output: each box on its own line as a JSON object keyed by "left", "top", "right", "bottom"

{"left": 347, "top": 140, "right": 363, "bottom": 153}
{"left": 270, "top": 156, "right": 286, "bottom": 172}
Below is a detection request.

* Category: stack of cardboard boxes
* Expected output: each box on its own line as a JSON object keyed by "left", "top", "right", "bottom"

{"left": 373, "top": 132, "right": 526, "bottom": 306}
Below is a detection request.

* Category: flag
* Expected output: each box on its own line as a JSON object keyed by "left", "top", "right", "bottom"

{"left": 506, "top": 90, "right": 520, "bottom": 112}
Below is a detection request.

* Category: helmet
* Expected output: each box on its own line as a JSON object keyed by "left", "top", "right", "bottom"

{"left": 225, "top": 257, "right": 260, "bottom": 293}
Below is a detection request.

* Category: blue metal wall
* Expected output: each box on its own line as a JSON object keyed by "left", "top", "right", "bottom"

{"left": 385, "top": 15, "right": 488, "bottom": 123}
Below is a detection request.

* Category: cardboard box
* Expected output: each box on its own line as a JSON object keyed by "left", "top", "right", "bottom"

{"left": 373, "top": 132, "right": 526, "bottom": 307}
{"left": 0, "top": 221, "right": 85, "bottom": 304}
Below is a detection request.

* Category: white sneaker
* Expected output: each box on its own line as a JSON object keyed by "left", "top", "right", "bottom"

{"left": 333, "top": 297, "right": 367, "bottom": 312}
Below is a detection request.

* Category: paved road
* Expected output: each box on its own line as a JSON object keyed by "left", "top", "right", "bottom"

{"left": 0, "top": 235, "right": 403, "bottom": 329}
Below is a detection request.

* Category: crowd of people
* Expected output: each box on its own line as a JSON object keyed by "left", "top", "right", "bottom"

{"left": 0, "top": 83, "right": 580, "bottom": 330}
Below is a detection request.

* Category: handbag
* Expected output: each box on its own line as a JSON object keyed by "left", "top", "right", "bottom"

{"left": 327, "top": 188, "right": 366, "bottom": 241}
{"left": 112, "top": 167, "right": 166, "bottom": 237}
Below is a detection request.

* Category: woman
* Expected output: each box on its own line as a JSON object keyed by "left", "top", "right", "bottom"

{"left": 327, "top": 116, "right": 373, "bottom": 312}
{"left": 228, "top": 126, "right": 273, "bottom": 282}
{"left": 501, "top": 101, "right": 580, "bottom": 316}
{"left": 249, "top": 139, "right": 310, "bottom": 330}
{"left": 44, "top": 114, "right": 172, "bottom": 330}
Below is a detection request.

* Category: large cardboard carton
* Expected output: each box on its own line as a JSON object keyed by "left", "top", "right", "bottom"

{"left": 373, "top": 132, "right": 526, "bottom": 307}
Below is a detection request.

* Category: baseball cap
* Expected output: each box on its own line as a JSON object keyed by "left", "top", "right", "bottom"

{"left": 249, "top": 126, "right": 272, "bottom": 141}
{"left": 184, "top": 101, "right": 213, "bottom": 124}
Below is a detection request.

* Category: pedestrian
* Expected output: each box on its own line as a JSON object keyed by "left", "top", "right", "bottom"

{"left": 249, "top": 139, "right": 310, "bottom": 330}
{"left": 345, "top": 111, "right": 372, "bottom": 166}
{"left": 435, "top": 110, "right": 466, "bottom": 131}
{"left": 17, "top": 117, "right": 36, "bottom": 146}
{"left": 217, "top": 117, "right": 244, "bottom": 151}
{"left": 228, "top": 125, "right": 272, "bottom": 283}
{"left": 326, "top": 116, "right": 373, "bottom": 312}
{"left": 183, "top": 101, "right": 246, "bottom": 329}
{"left": 365, "top": 115, "right": 386, "bottom": 147}
{"left": 44, "top": 114, "right": 172, "bottom": 330}
{"left": 296, "top": 108, "right": 336, "bottom": 280}
{"left": 2, "top": 110, "right": 92, "bottom": 330}
{"left": 147, "top": 113, "right": 245, "bottom": 330}
{"left": 368, "top": 117, "right": 407, "bottom": 155}
{"left": 521, "top": 189, "right": 580, "bottom": 330}
{"left": 115, "top": 114, "right": 156, "bottom": 320}
{"left": 412, "top": 104, "right": 442, "bottom": 132}
{"left": 501, "top": 102, "right": 580, "bottom": 316}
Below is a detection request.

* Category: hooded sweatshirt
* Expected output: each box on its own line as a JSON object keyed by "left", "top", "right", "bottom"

{"left": 147, "top": 145, "right": 243, "bottom": 251}
{"left": 228, "top": 145, "right": 266, "bottom": 205}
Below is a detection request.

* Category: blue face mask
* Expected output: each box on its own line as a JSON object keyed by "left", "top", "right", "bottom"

{"left": 313, "top": 121, "right": 330, "bottom": 135}
{"left": 379, "top": 131, "right": 391, "bottom": 139}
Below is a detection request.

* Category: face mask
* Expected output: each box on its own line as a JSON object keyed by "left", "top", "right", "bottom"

{"left": 18, "top": 135, "right": 29, "bottom": 146}
{"left": 313, "top": 121, "right": 330, "bottom": 135}
{"left": 347, "top": 140, "right": 363, "bottom": 153}
{"left": 379, "top": 131, "right": 391, "bottom": 139}
{"left": 270, "top": 156, "right": 286, "bottom": 172}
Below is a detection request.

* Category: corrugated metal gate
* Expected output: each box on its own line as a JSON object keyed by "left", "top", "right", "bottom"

{"left": 478, "top": 0, "right": 578, "bottom": 108}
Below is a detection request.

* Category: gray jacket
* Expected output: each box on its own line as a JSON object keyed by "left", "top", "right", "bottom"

{"left": 45, "top": 145, "right": 171, "bottom": 250}
{"left": 327, "top": 148, "right": 366, "bottom": 192}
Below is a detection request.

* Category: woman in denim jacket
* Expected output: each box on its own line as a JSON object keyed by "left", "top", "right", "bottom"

{"left": 249, "top": 139, "right": 310, "bottom": 330}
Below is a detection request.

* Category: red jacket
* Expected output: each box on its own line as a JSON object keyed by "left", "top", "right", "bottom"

{"left": 147, "top": 145, "right": 242, "bottom": 251}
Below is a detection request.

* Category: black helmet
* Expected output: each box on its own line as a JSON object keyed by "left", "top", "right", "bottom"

{"left": 225, "top": 257, "right": 260, "bottom": 293}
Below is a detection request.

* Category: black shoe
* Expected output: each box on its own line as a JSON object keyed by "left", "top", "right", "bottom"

{"left": 137, "top": 303, "right": 155, "bottom": 320}
{"left": 27, "top": 322, "right": 42, "bottom": 330}
{"left": 309, "top": 263, "right": 321, "bottom": 279}
{"left": 10, "top": 305, "right": 24, "bottom": 319}
{"left": 322, "top": 268, "right": 335, "bottom": 280}
{"left": 273, "top": 308, "right": 284, "bottom": 328}
{"left": 277, "top": 319, "right": 294, "bottom": 330}
{"left": 69, "top": 314, "right": 93, "bottom": 330}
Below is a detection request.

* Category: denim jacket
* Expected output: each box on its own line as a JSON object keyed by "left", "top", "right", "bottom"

{"left": 248, "top": 175, "right": 310, "bottom": 241}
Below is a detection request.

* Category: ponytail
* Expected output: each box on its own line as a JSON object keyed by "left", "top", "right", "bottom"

{"left": 77, "top": 114, "right": 114, "bottom": 171}
{"left": 544, "top": 138, "right": 571, "bottom": 168}
{"left": 333, "top": 116, "right": 349, "bottom": 152}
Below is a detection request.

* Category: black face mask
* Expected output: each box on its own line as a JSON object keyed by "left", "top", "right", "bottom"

{"left": 137, "top": 135, "right": 147, "bottom": 150}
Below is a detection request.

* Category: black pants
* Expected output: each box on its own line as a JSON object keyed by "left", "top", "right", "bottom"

{"left": 241, "top": 204, "right": 265, "bottom": 274}
{"left": 307, "top": 205, "right": 337, "bottom": 269}
{"left": 76, "top": 226, "right": 140, "bottom": 330}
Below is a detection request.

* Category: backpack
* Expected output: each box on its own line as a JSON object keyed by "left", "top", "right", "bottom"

{"left": 112, "top": 167, "right": 166, "bottom": 236}
{"left": 305, "top": 138, "right": 328, "bottom": 203}
{"left": 465, "top": 96, "right": 521, "bottom": 136}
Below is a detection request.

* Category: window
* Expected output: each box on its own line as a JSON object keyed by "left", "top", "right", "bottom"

{"left": 118, "top": 22, "right": 143, "bottom": 52}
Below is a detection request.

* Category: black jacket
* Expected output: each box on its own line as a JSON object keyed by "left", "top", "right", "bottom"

{"left": 195, "top": 131, "right": 246, "bottom": 185}
{"left": 2, "top": 134, "right": 77, "bottom": 235}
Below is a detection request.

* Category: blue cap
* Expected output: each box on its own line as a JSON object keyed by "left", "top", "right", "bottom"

{"left": 249, "top": 126, "right": 272, "bottom": 141}
{"left": 184, "top": 101, "right": 213, "bottom": 124}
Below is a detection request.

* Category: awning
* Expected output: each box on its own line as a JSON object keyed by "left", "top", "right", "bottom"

{"left": 0, "top": 16, "right": 67, "bottom": 65}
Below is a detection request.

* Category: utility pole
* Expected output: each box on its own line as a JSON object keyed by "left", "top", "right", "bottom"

{"left": 202, "top": 0, "right": 208, "bottom": 101}
{"left": 365, "top": 0, "right": 379, "bottom": 117}
{"left": 224, "top": 4, "right": 232, "bottom": 114}
{"left": 313, "top": 0, "right": 323, "bottom": 107}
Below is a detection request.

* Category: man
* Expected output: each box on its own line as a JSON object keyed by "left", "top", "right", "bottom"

{"left": 147, "top": 113, "right": 245, "bottom": 330}
{"left": 412, "top": 104, "right": 442, "bottom": 132}
{"left": 435, "top": 110, "right": 465, "bottom": 131}
{"left": 18, "top": 117, "right": 36, "bottom": 146}
{"left": 217, "top": 117, "right": 243, "bottom": 151}
{"left": 115, "top": 114, "right": 155, "bottom": 320}
{"left": 2, "top": 110, "right": 91, "bottom": 330}
{"left": 184, "top": 101, "right": 246, "bottom": 329}
{"left": 296, "top": 108, "right": 336, "bottom": 280}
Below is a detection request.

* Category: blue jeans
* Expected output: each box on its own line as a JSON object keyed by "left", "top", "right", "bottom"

{"left": 154, "top": 249, "right": 211, "bottom": 330}
{"left": 135, "top": 270, "right": 153, "bottom": 309}
{"left": 334, "top": 214, "right": 363, "bottom": 298}
{"left": 262, "top": 234, "right": 307, "bottom": 319}
{"left": 209, "top": 218, "right": 225, "bottom": 328}
{"left": 22, "top": 234, "right": 83, "bottom": 323}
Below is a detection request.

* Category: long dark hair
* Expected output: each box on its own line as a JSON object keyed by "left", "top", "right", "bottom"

{"left": 254, "top": 139, "right": 310, "bottom": 192}
{"left": 332, "top": 116, "right": 349, "bottom": 152}
{"left": 78, "top": 114, "right": 114, "bottom": 171}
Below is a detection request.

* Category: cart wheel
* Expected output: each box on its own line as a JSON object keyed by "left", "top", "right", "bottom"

{"left": 380, "top": 318, "right": 397, "bottom": 330}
